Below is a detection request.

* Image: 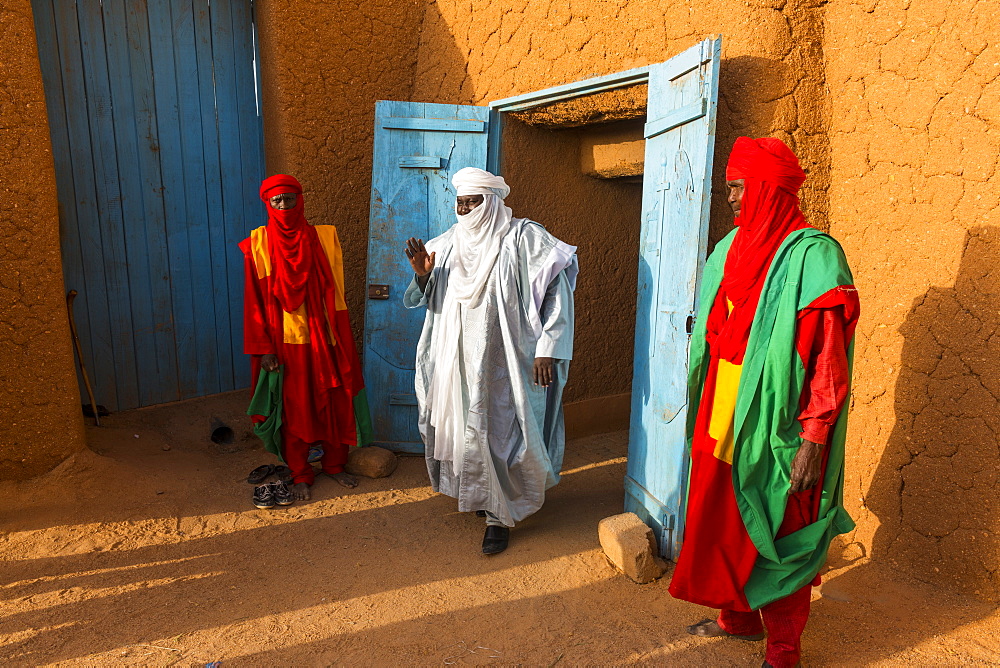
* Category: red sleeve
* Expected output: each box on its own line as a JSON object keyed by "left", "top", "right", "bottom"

{"left": 795, "top": 286, "right": 860, "bottom": 445}
{"left": 241, "top": 240, "right": 276, "bottom": 355}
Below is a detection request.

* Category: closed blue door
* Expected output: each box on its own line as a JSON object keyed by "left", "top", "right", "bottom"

{"left": 364, "top": 101, "right": 490, "bottom": 452}
{"left": 32, "top": 0, "right": 264, "bottom": 411}
{"left": 627, "top": 37, "right": 722, "bottom": 559}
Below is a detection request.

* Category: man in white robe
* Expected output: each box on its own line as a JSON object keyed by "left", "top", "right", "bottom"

{"left": 403, "top": 167, "right": 577, "bottom": 555}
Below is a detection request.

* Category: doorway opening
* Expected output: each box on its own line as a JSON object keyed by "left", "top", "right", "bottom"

{"left": 498, "top": 85, "right": 650, "bottom": 437}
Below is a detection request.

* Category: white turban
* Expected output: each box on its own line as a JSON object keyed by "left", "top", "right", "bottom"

{"left": 451, "top": 167, "right": 511, "bottom": 199}
{"left": 427, "top": 167, "right": 514, "bottom": 467}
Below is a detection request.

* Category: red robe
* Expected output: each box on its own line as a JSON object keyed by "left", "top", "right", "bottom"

{"left": 240, "top": 224, "right": 363, "bottom": 483}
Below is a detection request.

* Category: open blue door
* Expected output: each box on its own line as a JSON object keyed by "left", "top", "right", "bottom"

{"left": 364, "top": 102, "right": 490, "bottom": 452}
{"left": 626, "top": 37, "right": 722, "bottom": 559}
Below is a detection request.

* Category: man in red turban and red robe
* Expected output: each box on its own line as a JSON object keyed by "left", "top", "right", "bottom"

{"left": 240, "top": 175, "right": 367, "bottom": 500}
{"left": 669, "top": 138, "right": 859, "bottom": 668}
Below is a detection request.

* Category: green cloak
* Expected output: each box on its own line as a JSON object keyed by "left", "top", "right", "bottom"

{"left": 246, "top": 368, "right": 374, "bottom": 459}
{"left": 687, "top": 227, "right": 857, "bottom": 609}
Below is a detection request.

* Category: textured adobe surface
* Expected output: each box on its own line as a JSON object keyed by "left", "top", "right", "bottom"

{"left": 825, "top": 0, "right": 1000, "bottom": 599}
{"left": 579, "top": 120, "right": 646, "bottom": 179}
{"left": 509, "top": 86, "right": 648, "bottom": 128}
{"left": 254, "top": 0, "right": 427, "bottom": 350}
{"left": 0, "top": 1, "right": 85, "bottom": 480}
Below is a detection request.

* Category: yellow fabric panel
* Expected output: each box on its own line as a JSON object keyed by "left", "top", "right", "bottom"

{"left": 249, "top": 226, "right": 271, "bottom": 279}
{"left": 283, "top": 304, "right": 310, "bottom": 344}
{"left": 709, "top": 358, "right": 743, "bottom": 464}
{"left": 708, "top": 300, "right": 740, "bottom": 464}
{"left": 314, "top": 225, "right": 348, "bottom": 311}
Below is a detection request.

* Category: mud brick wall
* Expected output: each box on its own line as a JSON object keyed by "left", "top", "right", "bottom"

{"left": 255, "top": 0, "right": 428, "bottom": 346}
{"left": 826, "top": 0, "right": 1000, "bottom": 599}
{"left": 0, "top": 1, "right": 86, "bottom": 479}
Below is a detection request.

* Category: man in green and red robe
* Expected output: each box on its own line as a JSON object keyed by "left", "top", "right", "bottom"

{"left": 669, "top": 138, "right": 860, "bottom": 668}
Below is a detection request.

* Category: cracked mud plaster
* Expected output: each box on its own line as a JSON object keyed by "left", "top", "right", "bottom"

{"left": 255, "top": 0, "right": 428, "bottom": 355}
{"left": 826, "top": 0, "right": 1000, "bottom": 599}
{"left": 0, "top": 1, "right": 86, "bottom": 480}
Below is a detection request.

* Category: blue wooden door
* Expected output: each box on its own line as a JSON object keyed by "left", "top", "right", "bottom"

{"left": 627, "top": 37, "right": 722, "bottom": 559}
{"left": 32, "top": 0, "right": 265, "bottom": 411}
{"left": 364, "top": 101, "right": 490, "bottom": 452}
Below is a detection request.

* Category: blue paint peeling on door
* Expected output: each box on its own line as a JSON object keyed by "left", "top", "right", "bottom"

{"left": 626, "top": 37, "right": 722, "bottom": 559}
{"left": 32, "top": 0, "right": 265, "bottom": 411}
{"left": 364, "top": 101, "right": 490, "bottom": 452}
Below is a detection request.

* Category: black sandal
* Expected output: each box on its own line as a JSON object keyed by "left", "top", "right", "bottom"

{"left": 273, "top": 465, "right": 293, "bottom": 483}
{"left": 247, "top": 464, "right": 274, "bottom": 485}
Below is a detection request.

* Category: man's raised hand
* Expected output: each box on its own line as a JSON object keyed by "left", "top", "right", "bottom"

{"left": 405, "top": 237, "right": 436, "bottom": 276}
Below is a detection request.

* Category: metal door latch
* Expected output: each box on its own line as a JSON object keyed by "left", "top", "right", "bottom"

{"left": 368, "top": 284, "right": 389, "bottom": 300}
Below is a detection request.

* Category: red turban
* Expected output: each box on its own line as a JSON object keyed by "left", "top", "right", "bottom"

{"left": 711, "top": 138, "right": 810, "bottom": 363}
{"left": 725, "top": 136, "right": 806, "bottom": 194}
{"left": 259, "top": 174, "right": 324, "bottom": 314}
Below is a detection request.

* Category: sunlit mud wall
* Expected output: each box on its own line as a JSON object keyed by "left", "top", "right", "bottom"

{"left": 254, "top": 0, "right": 428, "bottom": 344}
{"left": 826, "top": 0, "right": 1000, "bottom": 599}
{"left": 0, "top": 1, "right": 86, "bottom": 479}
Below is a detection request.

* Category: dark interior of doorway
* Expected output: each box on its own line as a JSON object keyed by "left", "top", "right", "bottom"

{"left": 500, "top": 86, "right": 648, "bottom": 434}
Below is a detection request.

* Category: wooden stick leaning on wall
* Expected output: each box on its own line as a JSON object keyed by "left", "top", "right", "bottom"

{"left": 66, "top": 290, "right": 101, "bottom": 427}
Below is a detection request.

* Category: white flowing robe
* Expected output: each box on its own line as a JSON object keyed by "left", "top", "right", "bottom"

{"left": 404, "top": 218, "right": 577, "bottom": 527}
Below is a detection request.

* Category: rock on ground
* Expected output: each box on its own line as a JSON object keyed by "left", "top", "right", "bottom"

{"left": 598, "top": 512, "right": 667, "bottom": 584}
{"left": 346, "top": 445, "right": 398, "bottom": 478}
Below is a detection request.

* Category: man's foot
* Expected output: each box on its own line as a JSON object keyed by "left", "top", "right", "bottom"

{"left": 290, "top": 482, "right": 311, "bottom": 501}
{"left": 325, "top": 472, "right": 358, "bottom": 488}
{"left": 686, "top": 619, "right": 765, "bottom": 642}
{"left": 482, "top": 525, "right": 509, "bottom": 555}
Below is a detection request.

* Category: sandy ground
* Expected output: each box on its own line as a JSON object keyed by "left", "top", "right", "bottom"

{"left": 2, "top": 392, "right": 999, "bottom": 667}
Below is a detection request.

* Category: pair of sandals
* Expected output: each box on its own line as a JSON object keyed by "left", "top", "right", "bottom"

{"left": 247, "top": 464, "right": 292, "bottom": 485}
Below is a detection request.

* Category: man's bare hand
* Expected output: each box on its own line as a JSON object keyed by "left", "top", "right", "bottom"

{"left": 789, "top": 439, "right": 824, "bottom": 494}
{"left": 533, "top": 357, "right": 555, "bottom": 387}
{"left": 260, "top": 354, "right": 279, "bottom": 372}
{"left": 404, "top": 237, "right": 436, "bottom": 276}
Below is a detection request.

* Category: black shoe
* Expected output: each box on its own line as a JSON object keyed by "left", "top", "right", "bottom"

{"left": 475, "top": 510, "right": 487, "bottom": 517}
{"left": 270, "top": 481, "right": 294, "bottom": 506}
{"left": 253, "top": 484, "right": 275, "bottom": 509}
{"left": 482, "top": 525, "right": 509, "bottom": 555}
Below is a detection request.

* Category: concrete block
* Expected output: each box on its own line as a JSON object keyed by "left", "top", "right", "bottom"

{"left": 598, "top": 512, "right": 667, "bottom": 584}
{"left": 346, "top": 445, "right": 398, "bottom": 478}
